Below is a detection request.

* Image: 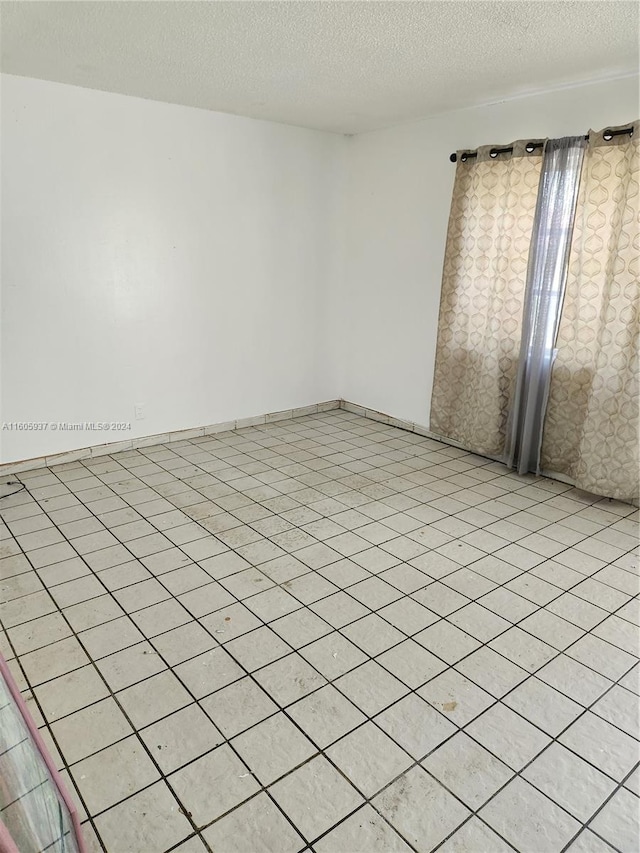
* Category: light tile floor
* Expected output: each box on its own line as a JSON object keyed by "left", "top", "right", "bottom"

{"left": 1, "top": 409, "right": 638, "bottom": 853}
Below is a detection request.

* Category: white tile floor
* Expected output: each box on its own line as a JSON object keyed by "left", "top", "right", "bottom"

{"left": 1, "top": 409, "right": 638, "bottom": 853}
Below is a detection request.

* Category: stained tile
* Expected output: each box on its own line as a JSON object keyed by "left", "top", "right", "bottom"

{"left": 590, "top": 787, "right": 640, "bottom": 852}
{"left": 288, "top": 684, "right": 366, "bottom": 747}
{"left": 117, "top": 670, "right": 192, "bottom": 727}
{"left": 559, "top": 711, "right": 639, "bottom": 781}
{"left": 169, "top": 744, "right": 259, "bottom": 827}
{"left": 201, "top": 601, "right": 262, "bottom": 642}
{"left": 95, "top": 781, "right": 191, "bottom": 853}
{"left": 313, "top": 804, "right": 413, "bottom": 853}
{"left": 423, "top": 731, "right": 513, "bottom": 808}
{"left": 174, "top": 646, "right": 244, "bottom": 698}
{"left": 503, "top": 677, "right": 582, "bottom": 736}
{"left": 326, "top": 722, "right": 412, "bottom": 797}
{"left": 373, "top": 766, "right": 470, "bottom": 853}
{"left": 466, "top": 703, "right": 551, "bottom": 770}
{"left": 270, "top": 755, "right": 364, "bottom": 843}
{"left": 377, "top": 639, "right": 447, "bottom": 688}
{"left": 522, "top": 743, "right": 616, "bottom": 822}
{"left": 5, "top": 413, "right": 638, "bottom": 853}
{"left": 71, "top": 736, "right": 160, "bottom": 814}
{"left": 52, "top": 697, "right": 132, "bottom": 764}
{"left": 415, "top": 620, "right": 480, "bottom": 664}
{"left": 479, "top": 777, "right": 580, "bottom": 853}
{"left": 232, "top": 712, "right": 316, "bottom": 784}
{"left": 335, "top": 660, "right": 409, "bottom": 716}
{"left": 375, "top": 692, "right": 457, "bottom": 760}
{"left": 34, "top": 665, "right": 110, "bottom": 721}
{"left": 300, "top": 632, "right": 367, "bottom": 679}
{"left": 418, "top": 669, "right": 494, "bottom": 726}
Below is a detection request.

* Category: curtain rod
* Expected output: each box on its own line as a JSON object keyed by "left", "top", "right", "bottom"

{"left": 449, "top": 125, "right": 634, "bottom": 163}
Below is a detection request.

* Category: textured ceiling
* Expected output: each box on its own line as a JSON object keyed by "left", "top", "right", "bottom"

{"left": 1, "top": 1, "right": 638, "bottom": 134}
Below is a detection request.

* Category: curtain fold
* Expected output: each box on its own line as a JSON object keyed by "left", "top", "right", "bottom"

{"left": 504, "top": 137, "right": 586, "bottom": 475}
{"left": 430, "top": 142, "right": 544, "bottom": 457}
{"left": 540, "top": 122, "right": 640, "bottom": 502}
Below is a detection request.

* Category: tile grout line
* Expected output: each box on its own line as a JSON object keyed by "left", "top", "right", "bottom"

{"left": 1, "top": 410, "right": 640, "bottom": 848}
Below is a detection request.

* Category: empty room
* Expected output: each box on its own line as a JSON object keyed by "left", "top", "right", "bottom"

{"left": 0, "top": 2, "right": 638, "bottom": 852}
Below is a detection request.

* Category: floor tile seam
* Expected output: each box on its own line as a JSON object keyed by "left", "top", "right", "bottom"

{"left": 67, "top": 439, "right": 640, "bottom": 671}
{"left": 74, "top": 420, "right": 549, "bottom": 513}
{"left": 446, "top": 582, "right": 640, "bottom": 741}
{"left": 4, "top": 528, "right": 638, "bottom": 749}
{"left": 76, "top": 443, "right": 639, "bottom": 602}
{"left": 0, "top": 499, "right": 240, "bottom": 853}
{"left": 21, "top": 460, "right": 523, "bottom": 851}
{"left": 2, "top": 533, "right": 639, "bottom": 644}
{"left": 7, "top": 511, "right": 639, "bottom": 749}
{"left": 393, "top": 653, "right": 640, "bottom": 853}
{"left": 557, "top": 759, "right": 640, "bottom": 853}
{"left": 199, "top": 588, "right": 640, "bottom": 837}
{"left": 7, "top": 463, "right": 637, "bottom": 601}
{"left": 451, "top": 621, "right": 640, "bottom": 809}
{"left": 3, "top": 422, "right": 636, "bottom": 844}
{"left": 23, "top": 592, "right": 640, "bottom": 778}
{"left": 437, "top": 558, "right": 640, "bottom": 663}
{"left": 16, "top": 468, "right": 396, "bottom": 853}
{"left": 161, "top": 829, "right": 210, "bottom": 853}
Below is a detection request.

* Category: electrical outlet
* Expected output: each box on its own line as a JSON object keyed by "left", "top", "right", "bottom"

{"left": 134, "top": 403, "right": 145, "bottom": 421}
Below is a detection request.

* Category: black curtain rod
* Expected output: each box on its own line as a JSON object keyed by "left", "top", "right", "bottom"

{"left": 449, "top": 125, "right": 634, "bottom": 163}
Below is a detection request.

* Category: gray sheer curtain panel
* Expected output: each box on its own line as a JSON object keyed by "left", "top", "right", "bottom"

{"left": 504, "top": 136, "right": 586, "bottom": 475}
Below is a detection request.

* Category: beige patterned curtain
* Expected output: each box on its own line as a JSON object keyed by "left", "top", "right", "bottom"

{"left": 430, "top": 142, "right": 544, "bottom": 457}
{"left": 541, "top": 122, "right": 639, "bottom": 502}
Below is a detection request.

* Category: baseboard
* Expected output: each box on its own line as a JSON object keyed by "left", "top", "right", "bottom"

{"left": 339, "top": 399, "right": 454, "bottom": 443}
{"left": 0, "top": 400, "right": 341, "bottom": 475}
{"left": 4, "top": 396, "right": 633, "bottom": 505}
{"left": 339, "top": 400, "right": 588, "bottom": 491}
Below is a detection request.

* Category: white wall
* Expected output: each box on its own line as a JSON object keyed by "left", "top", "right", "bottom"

{"left": 333, "top": 75, "right": 640, "bottom": 427}
{"left": 1, "top": 74, "right": 345, "bottom": 462}
{"left": 2, "top": 73, "right": 638, "bottom": 464}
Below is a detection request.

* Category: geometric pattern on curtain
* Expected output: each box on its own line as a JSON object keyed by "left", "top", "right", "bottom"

{"left": 540, "top": 122, "right": 640, "bottom": 502}
{"left": 430, "top": 141, "right": 544, "bottom": 457}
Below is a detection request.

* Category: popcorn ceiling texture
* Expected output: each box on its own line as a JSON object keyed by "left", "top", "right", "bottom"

{"left": 1, "top": 0, "right": 638, "bottom": 134}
